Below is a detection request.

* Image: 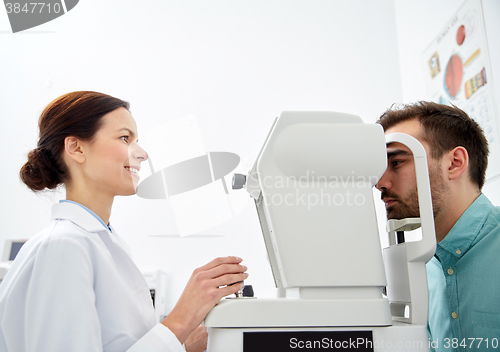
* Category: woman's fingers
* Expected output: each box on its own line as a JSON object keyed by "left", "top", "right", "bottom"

{"left": 212, "top": 272, "right": 249, "bottom": 288}
{"left": 196, "top": 256, "right": 242, "bottom": 272}
{"left": 191, "top": 264, "right": 248, "bottom": 300}
{"left": 218, "top": 281, "right": 245, "bottom": 297}
{"left": 198, "top": 263, "right": 247, "bottom": 281}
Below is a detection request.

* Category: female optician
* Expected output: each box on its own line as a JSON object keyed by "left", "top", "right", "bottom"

{"left": 0, "top": 91, "right": 248, "bottom": 352}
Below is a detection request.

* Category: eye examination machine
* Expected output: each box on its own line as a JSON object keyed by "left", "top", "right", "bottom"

{"left": 204, "top": 111, "right": 437, "bottom": 351}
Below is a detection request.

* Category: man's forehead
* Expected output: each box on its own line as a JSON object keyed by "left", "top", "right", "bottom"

{"left": 383, "top": 119, "right": 431, "bottom": 156}
{"left": 384, "top": 119, "right": 423, "bottom": 139}
{"left": 386, "top": 142, "right": 412, "bottom": 155}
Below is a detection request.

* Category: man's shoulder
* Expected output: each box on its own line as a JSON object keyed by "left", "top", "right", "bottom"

{"left": 487, "top": 202, "right": 500, "bottom": 221}
{"left": 480, "top": 203, "right": 500, "bottom": 237}
{"left": 478, "top": 193, "right": 500, "bottom": 227}
{"left": 467, "top": 200, "right": 500, "bottom": 256}
{"left": 466, "top": 194, "right": 500, "bottom": 234}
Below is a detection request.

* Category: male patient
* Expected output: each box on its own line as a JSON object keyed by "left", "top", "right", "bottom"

{"left": 375, "top": 101, "right": 500, "bottom": 351}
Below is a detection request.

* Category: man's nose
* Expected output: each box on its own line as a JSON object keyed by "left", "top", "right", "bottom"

{"left": 375, "top": 170, "right": 391, "bottom": 191}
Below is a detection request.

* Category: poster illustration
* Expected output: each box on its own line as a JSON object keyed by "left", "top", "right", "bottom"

{"left": 422, "top": 0, "right": 500, "bottom": 180}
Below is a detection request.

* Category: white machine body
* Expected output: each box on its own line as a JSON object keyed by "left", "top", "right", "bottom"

{"left": 204, "top": 111, "right": 436, "bottom": 352}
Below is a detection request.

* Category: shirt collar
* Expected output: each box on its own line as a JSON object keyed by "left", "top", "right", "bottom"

{"left": 438, "top": 193, "right": 493, "bottom": 258}
{"left": 53, "top": 200, "right": 112, "bottom": 233}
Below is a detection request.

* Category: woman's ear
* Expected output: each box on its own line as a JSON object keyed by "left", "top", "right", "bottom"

{"left": 445, "top": 146, "right": 469, "bottom": 181}
{"left": 64, "top": 136, "right": 86, "bottom": 164}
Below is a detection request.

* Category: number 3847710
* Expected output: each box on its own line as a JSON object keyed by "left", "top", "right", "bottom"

{"left": 442, "top": 338, "right": 499, "bottom": 349}
{"left": 5, "top": 3, "right": 63, "bottom": 14}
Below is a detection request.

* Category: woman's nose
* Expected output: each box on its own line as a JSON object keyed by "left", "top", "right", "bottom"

{"left": 131, "top": 143, "right": 148, "bottom": 161}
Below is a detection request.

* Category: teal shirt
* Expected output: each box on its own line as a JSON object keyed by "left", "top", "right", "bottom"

{"left": 427, "top": 194, "right": 500, "bottom": 351}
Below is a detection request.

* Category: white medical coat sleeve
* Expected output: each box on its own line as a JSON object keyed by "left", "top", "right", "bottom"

{"left": 24, "top": 235, "right": 103, "bottom": 352}
{"left": 127, "top": 323, "right": 185, "bottom": 352}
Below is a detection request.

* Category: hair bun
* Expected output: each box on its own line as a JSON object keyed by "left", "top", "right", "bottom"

{"left": 20, "top": 91, "right": 129, "bottom": 193}
{"left": 20, "top": 148, "right": 61, "bottom": 191}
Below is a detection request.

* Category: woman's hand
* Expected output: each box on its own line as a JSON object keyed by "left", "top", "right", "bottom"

{"left": 161, "top": 256, "right": 248, "bottom": 344}
{"left": 185, "top": 325, "right": 208, "bottom": 352}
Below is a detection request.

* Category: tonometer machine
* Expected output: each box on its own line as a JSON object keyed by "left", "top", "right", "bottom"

{"left": 204, "top": 111, "right": 436, "bottom": 351}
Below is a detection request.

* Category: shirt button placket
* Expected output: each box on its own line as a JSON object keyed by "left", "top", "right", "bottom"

{"left": 443, "top": 253, "right": 461, "bottom": 342}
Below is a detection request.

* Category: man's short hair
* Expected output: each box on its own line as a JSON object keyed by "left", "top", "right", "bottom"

{"left": 376, "top": 101, "right": 489, "bottom": 190}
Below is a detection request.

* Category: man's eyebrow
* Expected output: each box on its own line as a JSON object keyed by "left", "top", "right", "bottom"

{"left": 387, "top": 149, "right": 411, "bottom": 158}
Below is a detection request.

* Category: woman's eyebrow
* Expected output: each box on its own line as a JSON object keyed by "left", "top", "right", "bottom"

{"left": 116, "top": 128, "right": 136, "bottom": 138}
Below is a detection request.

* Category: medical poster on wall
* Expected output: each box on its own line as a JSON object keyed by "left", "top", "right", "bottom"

{"left": 422, "top": 0, "right": 500, "bottom": 180}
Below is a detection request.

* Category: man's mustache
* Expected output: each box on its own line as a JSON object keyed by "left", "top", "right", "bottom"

{"left": 381, "top": 191, "right": 400, "bottom": 201}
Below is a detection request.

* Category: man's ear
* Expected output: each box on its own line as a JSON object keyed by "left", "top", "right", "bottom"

{"left": 64, "top": 136, "right": 86, "bottom": 164}
{"left": 445, "top": 146, "right": 469, "bottom": 181}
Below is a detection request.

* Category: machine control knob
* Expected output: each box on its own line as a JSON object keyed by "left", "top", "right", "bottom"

{"left": 232, "top": 173, "right": 247, "bottom": 189}
{"left": 242, "top": 285, "right": 254, "bottom": 297}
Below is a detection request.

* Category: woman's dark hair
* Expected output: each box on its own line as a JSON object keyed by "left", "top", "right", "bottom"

{"left": 377, "top": 101, "right": 489, "bottom": 190}
{"left": 20, "top": 91, "right": 130, "bottom": 191}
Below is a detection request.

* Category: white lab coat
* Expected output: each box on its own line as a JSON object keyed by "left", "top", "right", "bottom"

{"left": 0, "top": 202, "right": 185, "bottom": 352}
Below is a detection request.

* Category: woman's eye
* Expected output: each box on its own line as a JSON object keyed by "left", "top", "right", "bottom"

{"left": 121, "top": 136, "right": 129, "bottom": 142}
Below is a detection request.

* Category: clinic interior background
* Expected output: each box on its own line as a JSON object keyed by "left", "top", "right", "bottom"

{"left": 1, "top": 0, "right": 499, "bottom": 309}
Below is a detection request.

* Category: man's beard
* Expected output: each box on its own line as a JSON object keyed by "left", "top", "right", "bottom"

{"left": 382, "top": 164, "right": 448, "bottom": 220}
{"left": 382, "top": 187, "right": 420, "bottom": 219}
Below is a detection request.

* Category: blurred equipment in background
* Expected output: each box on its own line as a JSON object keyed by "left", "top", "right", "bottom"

{"left": 0, "top": 240, "right": 27, "bottom": 283}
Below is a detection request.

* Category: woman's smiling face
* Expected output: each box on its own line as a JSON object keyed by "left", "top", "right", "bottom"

{"left": 81, "top": 107, "right": 148, "bottom": 197}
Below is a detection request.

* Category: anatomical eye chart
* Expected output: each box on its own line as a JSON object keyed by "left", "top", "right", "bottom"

{"left": 422, "top": 0, "right": 500, "bottom": 180}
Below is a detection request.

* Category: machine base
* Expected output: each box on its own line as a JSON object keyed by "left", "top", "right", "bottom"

{"left": 204, "top": 297, "right": 392, "bottom": 327}
{"left": 207, "top": 323, "right": 429, "bottom": 352}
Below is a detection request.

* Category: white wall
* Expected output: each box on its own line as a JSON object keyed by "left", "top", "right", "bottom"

{"left": 394, "top": 0, "right": 500, "bottom": 206}
{"left": 0, "top": 0, "right": 402, "bottom": 304}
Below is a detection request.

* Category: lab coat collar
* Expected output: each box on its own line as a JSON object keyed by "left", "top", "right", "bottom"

{"left": 51, "top": 202, "right": 134, "bottom": 259}
{"left": 52, "top": 201, "right": 110, "bottom": 234}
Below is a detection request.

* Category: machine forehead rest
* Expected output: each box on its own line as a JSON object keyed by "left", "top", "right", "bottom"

{"left": 273, "top": 123, "right": 387, "bottom": 180}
